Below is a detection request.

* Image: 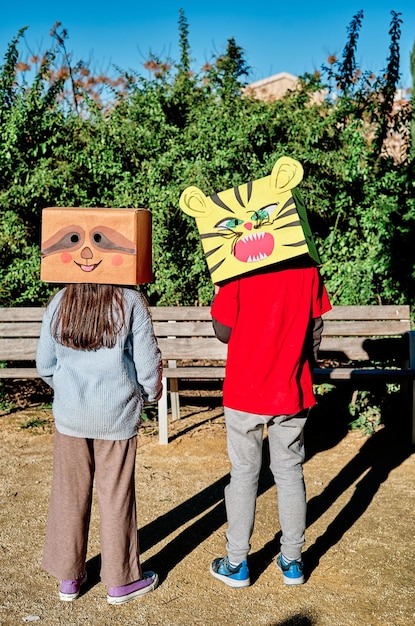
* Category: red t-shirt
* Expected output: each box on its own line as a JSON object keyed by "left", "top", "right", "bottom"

{"left": 211, "top": 267, "right": 331, "bottom": 415}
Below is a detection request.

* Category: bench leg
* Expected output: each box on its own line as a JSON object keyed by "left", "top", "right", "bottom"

{"left": 407, "top": 332, "right": 415, "bottom": 446}
{"left": 167, "top": 360, "right": 180, "bottom": 421}
{"left": 170, "top": 378, "right": 180, "bottom": 421}
{"left": 158, "top": 377, "right": 169, "bottom": 445}
{"left": 412, "top": 380, "right": 415, "bottom": 446}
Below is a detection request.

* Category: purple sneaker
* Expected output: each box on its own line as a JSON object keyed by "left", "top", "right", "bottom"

{"left": 59, "top": 572, "right": 87, "bottom": 601}
{"left": 107, "top": 571, "right": 159, "bottom": 605}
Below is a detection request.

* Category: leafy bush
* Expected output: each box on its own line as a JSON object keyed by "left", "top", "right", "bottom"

{"left": 0, "top": 10, "right": 414, "bottom": 309}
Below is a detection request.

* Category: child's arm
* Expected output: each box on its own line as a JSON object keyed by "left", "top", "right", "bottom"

{"left": 211, "top": 291, "right": 232, "bottom": 343}
{"left": 311, "top": 316, "right": 324, "bottom": 366}
{"left": 212, "top": 316, "right": 232, "bottom": 343}
{"left": 309, "top": 269, "right": 331, "bottom": 367}
{"left": 210, "top": 282, "right": 238, "bottom": 344}
{"left": 132, "top": 297, "right": 163, "bottom": 404}
{"left": 35, "top": 308, "right": 57, "bottom": 388}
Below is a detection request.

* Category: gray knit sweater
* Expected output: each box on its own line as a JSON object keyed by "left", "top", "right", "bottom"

{"left": 36, "top": 288, "right": 163, "bottom": 440}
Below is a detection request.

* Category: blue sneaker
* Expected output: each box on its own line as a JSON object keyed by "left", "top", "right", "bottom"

{"left": 210, "top": 556, "right": 250, "bottom": 588}
{"left": 276, "top": 554, "right": 305, "bottom": 585}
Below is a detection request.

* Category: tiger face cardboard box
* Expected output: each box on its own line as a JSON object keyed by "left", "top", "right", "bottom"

{"left": 40, "top": 207, "right": 152, "bottom": 285}
{"left": 179, "top": 157, "right": 320, "bottom": 284}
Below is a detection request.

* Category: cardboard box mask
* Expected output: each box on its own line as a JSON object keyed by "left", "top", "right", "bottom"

{"left": 179, "top": 156, "right": 320, "bottom": 283}
{"left": 40, "top": 207, "right": 152, "bottom": 285}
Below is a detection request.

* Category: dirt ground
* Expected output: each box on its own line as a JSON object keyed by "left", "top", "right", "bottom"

{"left": 1, "top": 384, "right": 414, "bottom": 626}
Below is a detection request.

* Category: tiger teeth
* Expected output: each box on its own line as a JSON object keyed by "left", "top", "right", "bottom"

{"left": 242, "top": 232, "right": 265, "bottom": 243}
{"left": 247, "top": 253, "right": 268, "bottom": 262}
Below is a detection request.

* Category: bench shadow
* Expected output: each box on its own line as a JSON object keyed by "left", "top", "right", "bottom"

{"left": 168, "top": 407, "right": 224, "bottom": 442}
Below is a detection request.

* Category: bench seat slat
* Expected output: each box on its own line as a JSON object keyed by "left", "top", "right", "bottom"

{"left": 1, "top": 365, "right": 412, "bottom": 383}
{"left": 313, "top": 367, "right": 414, "bottom": 381}
{"left": 0, "top": 367, "right": 40, "bottom": 379}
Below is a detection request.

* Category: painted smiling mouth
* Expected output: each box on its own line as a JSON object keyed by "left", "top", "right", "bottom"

{"left": 74, "top": 260, "right": 103, "bottom": 272}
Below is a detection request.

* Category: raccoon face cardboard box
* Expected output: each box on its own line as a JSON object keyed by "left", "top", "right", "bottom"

{"left": 40, "top": 207, "right": 152, "bottom": 285}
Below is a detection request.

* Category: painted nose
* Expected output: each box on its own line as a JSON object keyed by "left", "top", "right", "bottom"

{"left": 81, "top": 247, "right": 93, "bottom": 259}
{"left": 244, "top": 223, "right": 253, "bottom": 231}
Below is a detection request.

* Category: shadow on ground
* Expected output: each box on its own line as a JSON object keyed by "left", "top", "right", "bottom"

{"left": 83, "top": 385, "right": 413, "bottom": 591}
{"left": 4, "top": 378, "right": 413, "bottom": 598}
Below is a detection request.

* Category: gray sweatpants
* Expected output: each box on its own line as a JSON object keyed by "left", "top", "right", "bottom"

{"left": 224, "top": 407, "right": 308, "bottom": 564}
{"left": 42, "top": 429, "right": 141, "bottom": 586}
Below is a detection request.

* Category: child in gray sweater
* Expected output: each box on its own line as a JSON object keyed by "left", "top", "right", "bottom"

{"left": 36, "top": 284, "right": 163, "bottom": 605}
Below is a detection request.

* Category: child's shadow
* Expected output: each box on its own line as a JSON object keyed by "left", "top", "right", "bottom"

{"left": 84, "top": 453, "right": 275, "bottom": 586}
{"left": 85, "top": 391, "right": 413, "bottom": 587}
{"left": 249, "top": 423, "right": 413, "bottom": 582}
{"left": 84, "top": 473, "right": 229, "bottom": 588}
{"left": 303, "top": 424, "right": 413, "bottom": 577}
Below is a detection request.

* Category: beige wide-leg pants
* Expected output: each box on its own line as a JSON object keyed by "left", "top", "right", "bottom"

{"left": 42, "top": 429, "right": 142, "bottom": 586}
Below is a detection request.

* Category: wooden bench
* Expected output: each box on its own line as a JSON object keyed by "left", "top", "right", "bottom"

{"left": 154, "top": 305, "right": 415, "bottom": 443}
{"left": 151, "top": 306, "right": 226, "bottom": 444}
{"left": 0, "top": 305, "right": 414, "bottom": 445}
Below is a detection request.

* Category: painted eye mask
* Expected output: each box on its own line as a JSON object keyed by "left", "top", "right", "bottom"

{"left": 41, "top": 225, "right": 136, "bottom": 273}
{"left": 41, "top": 226, "right": 85, "bottom": 255}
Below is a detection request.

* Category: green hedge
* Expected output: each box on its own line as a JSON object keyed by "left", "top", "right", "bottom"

{"left": 0, "top": 12, "right": 414, "bottom": 308}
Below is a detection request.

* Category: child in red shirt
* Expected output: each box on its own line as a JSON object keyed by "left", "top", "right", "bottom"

{"left": 210, "top": 257, "right": 331, "bottom": 587}
{"left": 178, "top": 155, "right": 332, "bottom": 587}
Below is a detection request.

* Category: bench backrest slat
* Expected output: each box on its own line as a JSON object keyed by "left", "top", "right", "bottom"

{"left": 150, "top": 306, "right": 211, "bottom": 321}
{"left": 322, "top": 320, "right": 411, "bottom": 336}
{"left": 319, "top": 336, "right": 407, "bottom": 361}
{"left": 0, "top": 338, "right": 39, "bottom": 360}
{"left": 0, "top": 305, "right": 411, "bottom": 365}
{"left": 0, "top": 307, "right": 45, "bottom": 322}
{"left": 157, "top": 337, "right": 227, "bottom": 361}
{"left": 0, "top": 322, "right": 43, "bottom": 338}
{"left": 322, "top": 305, "right": 410, "bottom": 321}
{"left": 152, "top": 321, "right": 215, "bottom": 337}
{"left": 0, "top": 305, "right": 410, "bottom": 322}
{"left": 2, "top": 337, "right": 401, "bottom": 363}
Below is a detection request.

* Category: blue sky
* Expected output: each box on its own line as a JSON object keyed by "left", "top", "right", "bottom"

{"left": 1, "top": 1, "right": 414, "bottom": 88}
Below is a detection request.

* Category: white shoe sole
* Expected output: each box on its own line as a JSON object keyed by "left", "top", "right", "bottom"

{"left": 59, "top": 572, "right": 87, "bottom": 601}
{"left": 276, "top": 559, "right": 304, "bottom": 585}
{"left": 210, "top": 564, "right": 250, "bottom": 588}
{"left": 107, "top": 573, "right": 159, "bottom": 605}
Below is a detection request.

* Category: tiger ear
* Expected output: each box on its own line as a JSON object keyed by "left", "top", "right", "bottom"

{"left": 179, "top": 186, "right": 212, "bottom": 218}
{"left": 270, "top": 157, "right": 304, "bottom": 192}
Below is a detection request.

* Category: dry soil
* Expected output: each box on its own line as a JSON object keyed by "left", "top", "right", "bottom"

{"left": 0, "top": 386, "right": 414, "bottom": 626}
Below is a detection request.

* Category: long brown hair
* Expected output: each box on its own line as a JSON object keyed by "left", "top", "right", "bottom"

{"left": 52, "top": 284, "right": 126, "bottom": 350}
